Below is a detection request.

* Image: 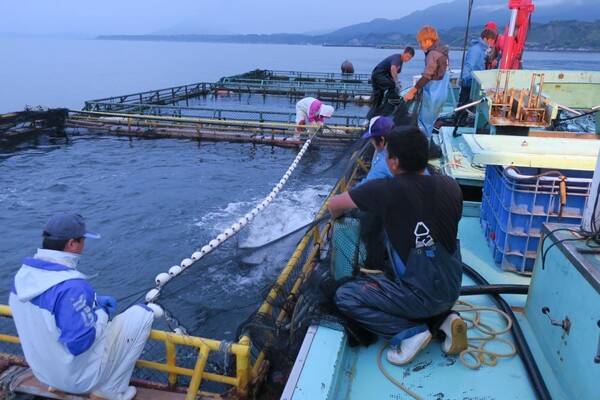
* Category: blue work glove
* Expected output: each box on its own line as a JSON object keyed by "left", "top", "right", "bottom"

{"left": 96, "top": 295, "right": 117, "bottom": 316}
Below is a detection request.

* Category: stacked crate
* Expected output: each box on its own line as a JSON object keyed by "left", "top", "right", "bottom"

{"left": 480, "top": 165, "right": 592, "bottom": 274}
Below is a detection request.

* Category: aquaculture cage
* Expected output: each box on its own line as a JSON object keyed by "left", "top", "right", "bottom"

{"left": 68, "top": 70, "right": 373, "bottom": 147}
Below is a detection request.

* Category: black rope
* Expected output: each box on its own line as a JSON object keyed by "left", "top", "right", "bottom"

{"left": 458, "top": 0, "right": 475, "bottom": 83}
{"left": 461, "top": 262, "right": 552, "bottom": 400}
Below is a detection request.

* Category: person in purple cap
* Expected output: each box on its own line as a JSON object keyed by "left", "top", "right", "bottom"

{"left": 358, "top": 116, "right": 396, "bottom": 184}
{"left": 9, "top": 212, "right": 154, "bottom": 400}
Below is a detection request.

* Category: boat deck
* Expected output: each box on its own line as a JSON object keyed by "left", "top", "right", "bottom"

{"left": 283, "top": 214, "right": 535, "bottom": 400}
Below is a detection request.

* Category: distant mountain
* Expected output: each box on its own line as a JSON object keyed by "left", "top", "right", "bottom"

{"left": 330, "top": 0, "right": 600, "bottom": 35}
{"left": 98, "top": 0, "right": 600, "bottom": 51}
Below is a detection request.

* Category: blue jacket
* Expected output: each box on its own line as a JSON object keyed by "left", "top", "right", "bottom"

{"left": 461, "top": 37, "right": 490, "bottom": 88}
{"left": 358, "top": 149, "right": 393, "bottom": 185}
{"left": 9, "top": 249, "right": 110, "bottom": 392}
{"left": 10, "top": 248, "right": 154, "bottom": 394}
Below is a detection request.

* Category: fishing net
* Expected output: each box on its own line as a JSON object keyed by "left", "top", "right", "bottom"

{"left": 125, "top": 136, "right": 371, "bottom": 396}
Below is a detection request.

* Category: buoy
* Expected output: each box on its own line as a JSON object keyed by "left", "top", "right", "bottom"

{"left": 146, "top": 288, "right": 160, "bottom": 302}
{"left": 181, "top": 258, "right": 193, "bottom": 268}
{"left": 266, "top": 195, "right": 273, "bottom": 202}
{"left": 155, "top": 272, "right": 171, "bottom": 286}
{"left": 341, "top": 59, "right": 355, "bottom": 74}
{"left": 201, "top": 245, "right": 212, "bottom": 255}
{"left": 250, "top": 209, "right": 259, "bottom": 217}
{"left": 209, "top": 239, "right": 219, "bottom": 249}
{"left": 191, "top": 251, "right": 203, "bottom": 260}
{"left": 224, "top": 228, "right": 234, "bottom": 237}
{"left": 231, "top": 222, "right": 241, "bottom": 232}
{"left": 238, "top": 218, "right": 247, "bottom": 227}
{"left": 257, "top": 204, "right": 264, "bottom": 212}
{"left": 216, "top": 233, "right": 227, "bottom": 243}
{"left": 169, "top": 265, "right": 183, "bottom": 276}
{"left": 146, "top": 303, "right": 164, "bottom": 319}
{"left": 173, "top": 327, "right": 184, "bottom": 335}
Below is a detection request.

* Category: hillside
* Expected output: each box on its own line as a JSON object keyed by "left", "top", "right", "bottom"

{"left": 98, "top": 20, "right": 600, "bottom": 51}
{"left": 97, "top": 0, "right": 600, "bottom": 51}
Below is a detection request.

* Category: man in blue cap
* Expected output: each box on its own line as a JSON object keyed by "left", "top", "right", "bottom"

{"left": 9, "top": 212, "right": 154, "bottom": 400}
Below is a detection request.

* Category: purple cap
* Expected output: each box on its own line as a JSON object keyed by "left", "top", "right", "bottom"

{"left": 362, "top": 116, "right": 395, "bottom": 139}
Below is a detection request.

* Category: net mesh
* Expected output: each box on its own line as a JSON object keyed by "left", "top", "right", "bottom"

{"left": 125, "top": 137, "right": 370, "bottom": 395}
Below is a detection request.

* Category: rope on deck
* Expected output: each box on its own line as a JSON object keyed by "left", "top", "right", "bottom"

{"left": 376, "top": 300, "right": 516, "bottom": 400}
{"left": 143, "top": 127, "right": 324, "bottom": 323}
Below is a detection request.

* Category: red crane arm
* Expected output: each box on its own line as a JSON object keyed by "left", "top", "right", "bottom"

{"left": 501, "top": 0, "right": 535, "bottom": 69}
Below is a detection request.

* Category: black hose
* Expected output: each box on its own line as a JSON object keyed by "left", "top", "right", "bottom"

{"left": 461, "top": 262, "right": 551, "bottom": 400}
{"left": 460, "top": 284, "right": 529, "bottom": 296}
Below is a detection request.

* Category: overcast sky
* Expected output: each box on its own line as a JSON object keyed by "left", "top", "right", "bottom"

{"left": 0, "top": 0, "right": 461, "bottom": 37}
{"left": 0, "top": 0, "right": 574, "bottom": 37}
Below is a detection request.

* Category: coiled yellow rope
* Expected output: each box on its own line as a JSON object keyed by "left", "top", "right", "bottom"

{"left": 376, "top": 299, "right": 517, "bottom": 399}
{"left": 454, "top": 299, "right": 517, "bottom": 369}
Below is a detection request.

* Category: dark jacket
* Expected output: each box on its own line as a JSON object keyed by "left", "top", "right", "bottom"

{"left": 414, "top": 40, "right": 449, "bottom": 90}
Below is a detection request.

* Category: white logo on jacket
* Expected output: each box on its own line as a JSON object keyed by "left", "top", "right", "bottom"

{"left": 73, "top": 294, "right": 95, "bottom": 326}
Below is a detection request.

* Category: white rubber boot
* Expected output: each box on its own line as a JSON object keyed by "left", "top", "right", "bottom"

{"left": 386, "top": 330, "right": 432, "bottom": 366}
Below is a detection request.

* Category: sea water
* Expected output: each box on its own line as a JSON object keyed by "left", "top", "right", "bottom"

{"left": 1, "top": 38, "right": 599, "bottom": 339}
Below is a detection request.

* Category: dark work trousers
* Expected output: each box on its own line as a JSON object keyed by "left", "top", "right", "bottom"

{"left": 366, "top": 69, "right": 396, "bottom": 120}
{"left": 453, "top": 85, "right": 472, "bottom": 131}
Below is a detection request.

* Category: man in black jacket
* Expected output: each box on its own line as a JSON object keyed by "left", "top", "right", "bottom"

{"left": 366, "top": 47, "right": 414, "bottom": 121}
{"left": 329, "top": 126, "right": 467, "bottom": 365}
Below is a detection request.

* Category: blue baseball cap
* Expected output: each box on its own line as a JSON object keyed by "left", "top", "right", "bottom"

{"left": 362, "top": 116, "right": 395, "bottom": 139}
{"left": 43, "top": 212, "right": 101, "bottom": 240}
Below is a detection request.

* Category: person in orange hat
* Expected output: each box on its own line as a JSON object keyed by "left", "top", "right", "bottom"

{"left": 404, "top": 25, "right": 449, "bottom": 158}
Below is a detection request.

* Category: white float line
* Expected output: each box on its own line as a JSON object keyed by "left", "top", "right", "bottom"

{"left": 145, "top": 139, "right": 314, "bottom": 316}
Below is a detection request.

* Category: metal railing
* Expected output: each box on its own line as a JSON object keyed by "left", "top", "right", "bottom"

{"left": 222, "top": 69, "right": 371, "bottom": 84}
{"left": 0, "top": 305, "right": 254, "bottom": 399}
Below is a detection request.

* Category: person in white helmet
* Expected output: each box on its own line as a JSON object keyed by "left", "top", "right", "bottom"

{"left": 9, "top": 211, "right": 154, "bottom": 400}
{"left": 295, "top": 97, "right": 334, "bottom": 132}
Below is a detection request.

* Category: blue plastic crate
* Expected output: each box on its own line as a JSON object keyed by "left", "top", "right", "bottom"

{"left": 480, "top": 165, "right": 592, "bottom": 274}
